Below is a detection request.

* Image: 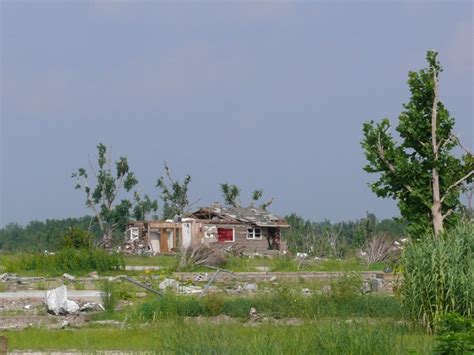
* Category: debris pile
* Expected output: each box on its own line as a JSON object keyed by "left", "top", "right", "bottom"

{"left": 158, "top": 278, "right": 203, "bottom": 294}
{"left": 0, "top": 273, "right": 45, "bottom": 283}
{"left": 361, "top": 275, "right": 386, "bottom": 293}
{"left": 178, "top": 244, "right": 227, "bottom": 270}
{"left": 44, "top": 285, "right": 104, "bottom": 315}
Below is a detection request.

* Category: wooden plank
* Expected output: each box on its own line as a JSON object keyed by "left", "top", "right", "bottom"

{"left": 160, "top": 229, "right": 169, "bottom": 253}
{"left": 173, "top": 227, "right": 177, "bottom": 250}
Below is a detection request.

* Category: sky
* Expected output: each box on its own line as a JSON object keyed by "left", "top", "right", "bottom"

{"left": 1, "top": 0, "right": 472, "bottom": 227}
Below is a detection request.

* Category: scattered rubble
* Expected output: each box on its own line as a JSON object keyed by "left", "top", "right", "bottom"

{"left": 195, "top": 273, "right": 209, "bottom": 282}
{"left": 157, "top": 278, "right": 203, "bottom": 294}
{"left": 88, "top": 271, "right": 99, "bottom": 279}
{"left": 368, "top": 276, "right": 385, "bottom": 292}
{"left": 63, "top": 273, "right": 76, "bottom": 282}
{"left": 0, "top": 273, "right": 45, "bottom": 283}
{"left": 361, "top": 275, "right": 386, "bottom": 293}
{"left": 361, "top": 282, "right": 371, "bottom": 294}
{"left": 243, "top": 283, "right": 258, "bottom": 292}
{"left": 179, "top": 285, "right": 203, "bottom": 294}
{"left": 79, "top": 302, "right": 105, "bottom": 313}
{"left": 159, "top": 278, "right": 179, "bottom": 290}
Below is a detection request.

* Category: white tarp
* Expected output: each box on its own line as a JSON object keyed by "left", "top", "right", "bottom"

{"left": 45, "top": 285, "right": 79, "bottom": 315}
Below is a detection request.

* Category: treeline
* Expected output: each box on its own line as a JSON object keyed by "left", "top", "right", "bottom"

{"left": 283, "top": 213, "right": 405, "bottom": 256}
{"left": 0, "top": 213, "right": 404, "bottom": 253}
{"left": 0, "top": 217, "right": 102, "bottom": 252}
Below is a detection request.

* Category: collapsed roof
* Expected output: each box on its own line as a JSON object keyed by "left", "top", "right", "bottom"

{"left": 189, "top": 204, "right": 290, "bottom": 228}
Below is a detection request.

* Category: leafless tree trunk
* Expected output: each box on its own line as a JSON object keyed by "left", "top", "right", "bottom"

{"left": 325, "top": 224, "right": 343, "bottom": 257}
{"left": 430, "top": 67, "right": 443, "bottom": 237}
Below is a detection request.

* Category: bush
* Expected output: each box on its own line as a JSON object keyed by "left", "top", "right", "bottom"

{"left": 433, "top": 313, "right": 474, "bottom": 354}
{"left": 401, "top": 223, "right": 473, "bottom": 332}
{"left": 2, "top": 248, "right": 125, "bottom": 275}
{"left": 330, "top": 272, "right": 363, "bottom": 298}
{"left": 61, "top": 227, "right": 91, "bottom": 250}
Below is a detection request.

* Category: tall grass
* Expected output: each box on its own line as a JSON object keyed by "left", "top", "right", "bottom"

{"left": 134, "top": 292, "right": 402, "bottom": 321}
{"left": 1, "top": 320, "right": 433, "bottom": 354}
{"left": 1, "top": 248, "right": 124, "bottom": 275}
{"left": 100, "top": 279, "right": 118, "bottom": 314}
{"left": 220, "top": 255, "right": 386, "bottom": 272}
{"left": 401, "top": 223, "right": 473, "bottom": 332}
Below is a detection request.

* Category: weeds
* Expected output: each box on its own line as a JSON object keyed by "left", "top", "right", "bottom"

{"left": 134, "top": 292, "right": 402, "bottom": 321}
{"left": 401, "top": 223, "right": 473, "bottom": 332}
{"left": 1, "top": 320, "right": 433, "bottom": 353}
{"left": 1, "top": 248, "right": 124, "bottom": 275}
{"left": 330, "top": 272, "right": 363, "bottom": 298}
{"left": 74, "top": 282, "right": 85, "bottom": 290}
{"left": 100, "top": 279, "right": 118, "bottom": 314}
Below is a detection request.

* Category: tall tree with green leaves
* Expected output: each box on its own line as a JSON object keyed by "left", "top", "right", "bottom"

{"left": 156, "top": 162, "right": 192, "bottom": 219}
{"left": 72, "top": 143, "right": 138, "bottom": 247}
{"left": 362, "top": 51, "right": 473, "bottom": 236}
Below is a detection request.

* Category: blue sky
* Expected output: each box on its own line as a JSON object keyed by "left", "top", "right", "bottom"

{"left": 1, "top": 1, "right": 472, "bottom": 226}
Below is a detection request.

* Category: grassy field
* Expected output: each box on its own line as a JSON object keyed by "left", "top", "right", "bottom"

{"left": 124, "top": 254, "right": 388, "bottom": 272}
{"left": 132, "top": 293, "right": 403, "bottom": 320}
{"left": 0, "top": 252, "right": 389, "bottom": 277}
{"left": 1, "top": 320, "right": 433, "bottom": 354}
{"left": 0, "top": 252, "right": 424, "bottom": 354}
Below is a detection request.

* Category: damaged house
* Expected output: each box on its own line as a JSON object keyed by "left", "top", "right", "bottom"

{"left": 123, "top": 204, "right": 289, "bottom": 254}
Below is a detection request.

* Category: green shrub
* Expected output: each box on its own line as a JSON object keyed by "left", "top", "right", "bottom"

{"left": 202, "top": 293, "right": 225, "bottom": 316}
{"left": 2, "top": 248, "right": 125, "bottom": 275}
{"left": 61, "top": 227, "right": 91, "bottom": 250}
{"left": 433, "top": 313, "right": 474, "bottom": 354}
{"left": 330, "top": 272, "right": 363, "bottom": 298}
{"left": 401, "top": 223, "right": 473, "bottom": 332}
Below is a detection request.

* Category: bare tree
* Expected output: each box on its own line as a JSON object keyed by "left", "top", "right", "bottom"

{"left": 324, "top": 224, "right": 343, "bottom": 258}
{"left": 358, "top": 234, "right": 394, "bottom": 266}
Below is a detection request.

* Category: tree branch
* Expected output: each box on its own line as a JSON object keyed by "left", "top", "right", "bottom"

{"left": 450, "top": 134, "right": 473, "bottom": 156}
{"left": 79, "top": 174, "right": 105, "bottom": 234}
{"left": 440, "top": 170, "right": 474, "bottom": 204}
{"left": 376, "top": 133, "right": 413, "bottom": 193}
{"left": 442, "top": 209, "right": 454, "bottom": 221}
